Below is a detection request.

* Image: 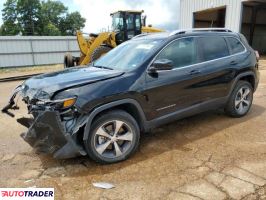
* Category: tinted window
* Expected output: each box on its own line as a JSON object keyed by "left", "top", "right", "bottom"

{"left": 157, "top": 37, "right": 197, "bottom": 69}
{"left": 226, "top": 37, "right": 245, "bottom": 54}
{"left": 199, "top": 37, "right": 229, "bottom": 62}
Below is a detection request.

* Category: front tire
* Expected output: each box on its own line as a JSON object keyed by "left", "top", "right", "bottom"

{"left": 225, "top": 81, "right": 253, "bottom": 118}
{"left": 84, "top": 110, "right": 140, "bottom": 164}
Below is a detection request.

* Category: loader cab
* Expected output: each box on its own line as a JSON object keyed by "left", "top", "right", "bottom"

{"left": 111, "top": 10, "right": 143, "bottom": 45}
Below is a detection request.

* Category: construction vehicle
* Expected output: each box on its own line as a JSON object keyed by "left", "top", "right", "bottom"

{"left": 64, "top": 10, "right": 163, "bottom": 68}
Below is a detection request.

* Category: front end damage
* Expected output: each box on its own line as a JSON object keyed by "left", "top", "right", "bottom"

{"left": 2, "top": 85, "right": 87, "bottom": 159}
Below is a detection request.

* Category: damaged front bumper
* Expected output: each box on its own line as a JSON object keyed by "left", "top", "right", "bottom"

{"left": 2, "top": 85, "right": 87, "bottom": 159}
{"left": 20, "top": 111, "right": 86, "bottom": 159}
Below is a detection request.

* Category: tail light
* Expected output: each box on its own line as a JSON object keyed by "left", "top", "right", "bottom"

{"left": 255, "top": 51, "right": 260, "bottom": 62}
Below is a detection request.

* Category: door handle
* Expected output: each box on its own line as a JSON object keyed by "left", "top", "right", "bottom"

{"left": 230, "top": 61, "right": 238, "bottom": 65}
{"left": 189, "top": 69, "right": 201, "bottom": 75}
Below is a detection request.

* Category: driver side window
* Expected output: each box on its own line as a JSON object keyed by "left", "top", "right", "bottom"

{"left": 157, "top": 37, "right": 197, "bottom": 69}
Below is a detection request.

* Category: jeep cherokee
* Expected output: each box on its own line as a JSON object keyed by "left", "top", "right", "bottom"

{"left": 2, "top": 28, "right": 260, "bottom": 164}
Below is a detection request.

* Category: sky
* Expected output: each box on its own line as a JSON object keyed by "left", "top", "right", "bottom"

{"left": 0, "top": 0, "right": 180, "bottom": 33}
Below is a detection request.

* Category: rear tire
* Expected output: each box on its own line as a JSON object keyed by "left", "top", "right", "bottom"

{"left": 64, "top": 53, "right": 75, "bottom": 68}
{"left": 91, "top": 46, "right": 112, "bottom": 62}
{"left": 225, "top": 81, "right": 253, "bottom": 118}
{"left": 84, "top": 110, "right": 140, "bottom": 164}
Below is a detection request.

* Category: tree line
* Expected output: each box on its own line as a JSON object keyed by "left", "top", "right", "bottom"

{"left": 0, "top": 0, "right": 86, "bottom": 36}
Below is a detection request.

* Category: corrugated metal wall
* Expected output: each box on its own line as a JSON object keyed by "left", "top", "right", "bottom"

{"left": 180, "top": 0, "right": 249, "bottom": 32}
{"left": 0, "top": 36, "right": 80, "bottom": 68}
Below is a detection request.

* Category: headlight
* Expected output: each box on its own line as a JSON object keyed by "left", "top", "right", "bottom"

{"left": 36, "top": 97, "right": 77, "bottom": 110}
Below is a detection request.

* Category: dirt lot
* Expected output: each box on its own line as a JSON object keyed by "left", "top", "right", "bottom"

{"left": 0, "top": 64, "right": 63, "bottom": 79}
{"left": 0, "top": 62, "right": 266, "bottom": 200}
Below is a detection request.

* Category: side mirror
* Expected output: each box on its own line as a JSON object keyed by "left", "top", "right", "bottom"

{"left": 149, "top": 59, "right": 174, "bottom": 73}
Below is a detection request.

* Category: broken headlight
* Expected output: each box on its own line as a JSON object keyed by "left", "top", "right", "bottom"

{"left": 36, "top": 97, "right": 77, "bottom": 110}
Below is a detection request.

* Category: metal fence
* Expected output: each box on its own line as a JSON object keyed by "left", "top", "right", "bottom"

{"left": 0, "top": 36, "right": 80, "bottom": 68}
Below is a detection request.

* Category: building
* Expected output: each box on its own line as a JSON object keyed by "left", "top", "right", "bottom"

{"left": 179, "top": 0, "right": 266, "bottom": 54}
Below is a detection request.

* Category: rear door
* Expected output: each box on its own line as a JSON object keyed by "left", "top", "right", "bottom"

{"left": 194, "top": 36, "right": 234, "bottom": 100}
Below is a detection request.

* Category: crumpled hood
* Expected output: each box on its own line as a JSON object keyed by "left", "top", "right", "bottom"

{"left": 21, "top": 66, "right": 124, "bottom": 100}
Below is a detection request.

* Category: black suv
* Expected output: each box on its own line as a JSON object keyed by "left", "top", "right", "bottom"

{"left": 2, "top": 28, "right": 260, "bottom": 164}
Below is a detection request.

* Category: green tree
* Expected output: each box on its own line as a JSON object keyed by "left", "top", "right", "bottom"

{"left": 17, "top": 0, "right": 41, "bottom": 35}
{"left": 39, "top": 0, "right": 67, "bottom": 33}
{"left": 42, "top": 22, "right": 61, "bottom": 35}
{"left": 1, "top": 0, "right": 86, "bottom": 36}
{"left": 60, "top": 11, "right": 86, "bottom": 36}
{"left": 1, "top": 0, "right": 20, "bottom": 35}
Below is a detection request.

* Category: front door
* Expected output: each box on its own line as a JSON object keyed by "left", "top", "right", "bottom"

{"left": 144, "top": 37, "right": 202, "bottom": 119}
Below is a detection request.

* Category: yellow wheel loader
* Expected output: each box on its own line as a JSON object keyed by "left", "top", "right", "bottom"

{"left": 64, "top": 10, "right": 163, "bottom": 68}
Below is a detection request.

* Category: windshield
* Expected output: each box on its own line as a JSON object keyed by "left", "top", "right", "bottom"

{"left": 112, "top": 13, "right": 124, "bottom": 31}
{"left": 93, "top": 39, "right": 162, "bottom": 71}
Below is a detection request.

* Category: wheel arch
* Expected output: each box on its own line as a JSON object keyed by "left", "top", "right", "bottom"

{"left": 239, "top": 75, "right": 255, "bottom": 90}
{"left": 229, "top": 71, "right": 256, "bottom": 96}
{"left": 83, "top": 99, "right": 147, "bottom": 141}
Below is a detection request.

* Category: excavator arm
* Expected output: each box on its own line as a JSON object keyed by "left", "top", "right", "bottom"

{"left": 76, "top": 31, "right": 90, "bottom": 55}
{"left": 77, "top": 31, "right": 116, "bottom": 65}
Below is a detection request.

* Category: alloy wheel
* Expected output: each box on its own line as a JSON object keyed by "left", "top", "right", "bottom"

{"left": 235, "top": 86, "right": 252, "bottom": 115}
{"left": 93, "top": 120, "right": 134, "bottom": 159}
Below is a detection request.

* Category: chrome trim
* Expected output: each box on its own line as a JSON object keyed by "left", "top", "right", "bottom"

{"left": 147, "top": 36, "right": 247, "bottom": 73}
{"left": 156, "top": 104, "right": 176, "bottom": 111}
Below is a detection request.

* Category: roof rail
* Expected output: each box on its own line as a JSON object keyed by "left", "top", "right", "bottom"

{"left": 169, "top": 28, "right": 232, "bottom": 36}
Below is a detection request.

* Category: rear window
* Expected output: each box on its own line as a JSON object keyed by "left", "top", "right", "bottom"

{"left": 199, "top": 36, "right": 229, "bottom": 62}
{"left": 226, "top": 37, "right": 245, "bottom": 54}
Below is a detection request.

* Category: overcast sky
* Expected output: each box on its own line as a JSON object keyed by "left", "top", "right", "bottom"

{"left": 0, "top": 0, "right": 180, "bottom": 33}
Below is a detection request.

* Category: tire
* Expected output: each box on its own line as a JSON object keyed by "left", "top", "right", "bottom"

{"left": 84, "top": 110, "right": 140, "bottom": 164}
{"left": 225, "top": 80, "right": 253, "bottom": 118}
{"left": 64, "top": 53, "right": 75, "bottom": 68}
{"left": 91, "top": 46, "right": 112, "bottom": 62}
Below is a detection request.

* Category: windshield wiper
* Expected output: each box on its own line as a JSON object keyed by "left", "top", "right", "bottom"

{"left": 92, "top": 62, "right": 113, "bottom": 70}
{"left": 94, "top": 66, "right": 113, "bottom": 70}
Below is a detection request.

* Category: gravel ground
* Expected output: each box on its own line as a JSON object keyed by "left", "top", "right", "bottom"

{"left": 0, "top": 62, "right": 266, "bottom": 200}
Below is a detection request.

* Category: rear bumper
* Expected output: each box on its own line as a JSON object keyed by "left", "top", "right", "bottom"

{"left": 20, "top": 111, "right": 86, "bottom": 159}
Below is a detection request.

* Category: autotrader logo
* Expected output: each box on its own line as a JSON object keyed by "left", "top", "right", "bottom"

{"left": 0, "top": 188, "right": 54, "bottom": 200}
